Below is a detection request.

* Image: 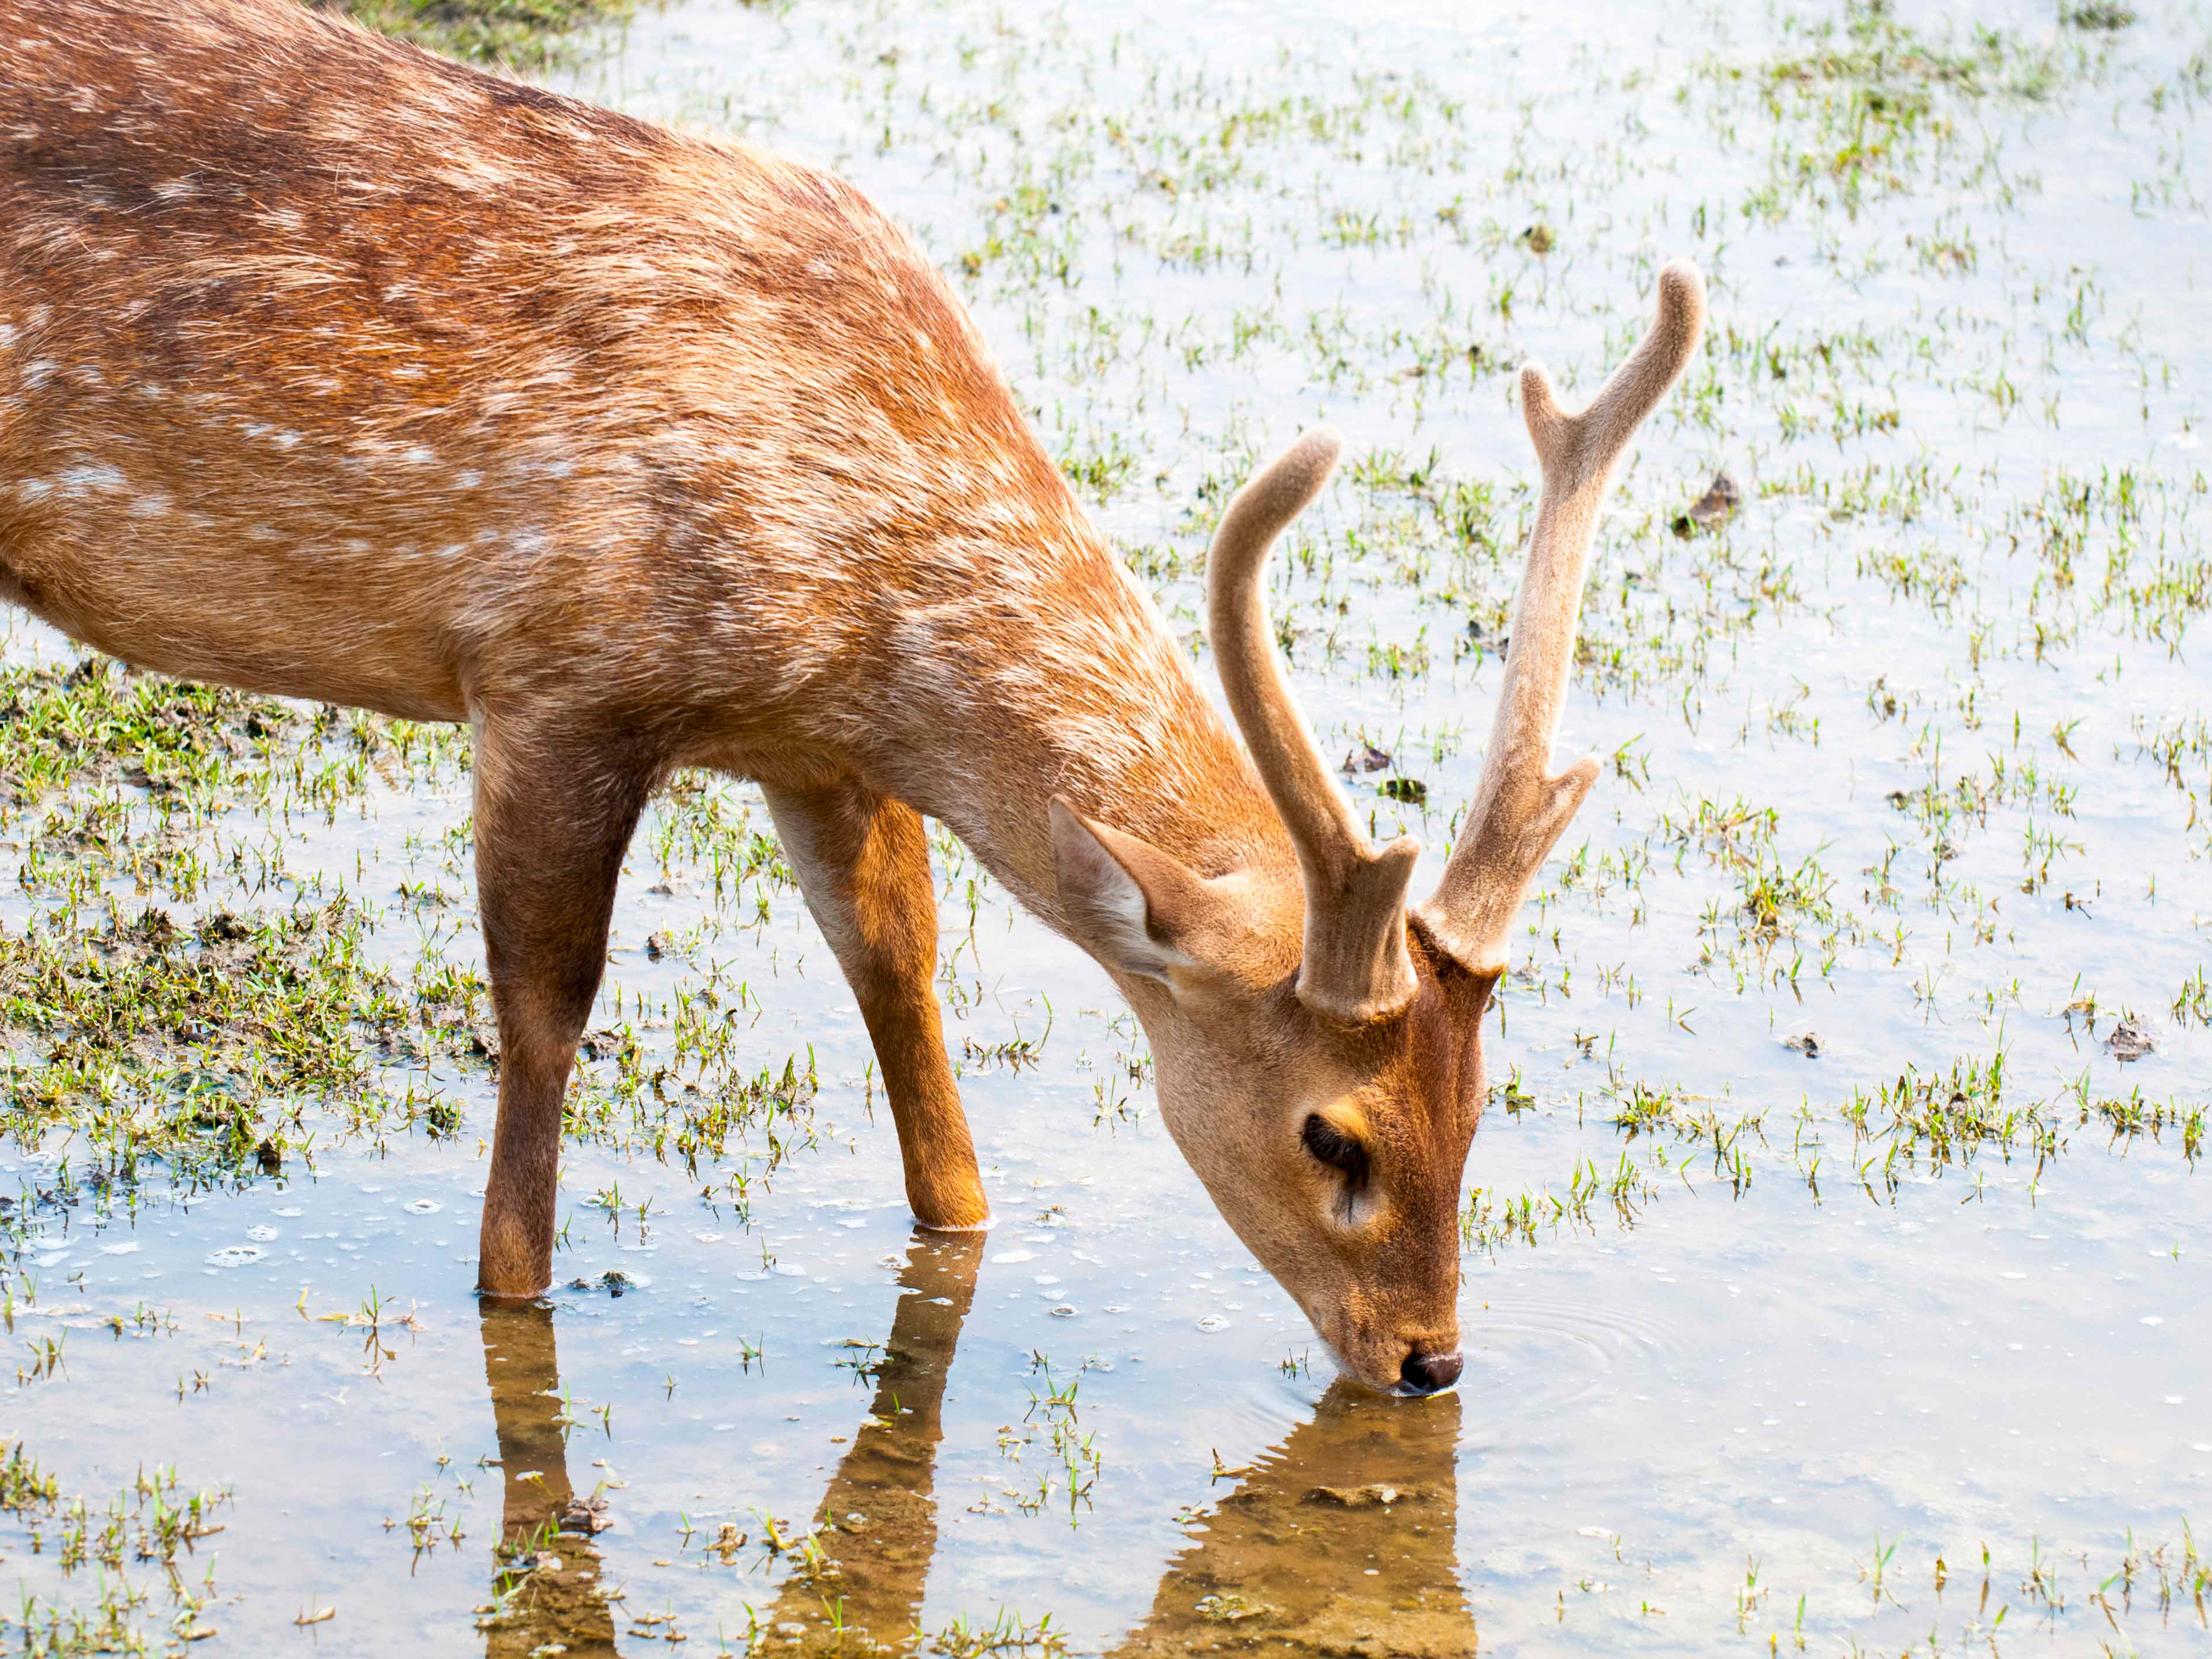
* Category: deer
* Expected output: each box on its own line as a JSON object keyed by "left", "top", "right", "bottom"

{"left": 0, "top": 0, "right": 1705, "bottom": 1396}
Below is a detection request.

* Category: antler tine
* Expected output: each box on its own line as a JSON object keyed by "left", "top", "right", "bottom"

{"left": 1418, "top": 260, "right": 1706, "bottom": 977}
{"left": 1208, "top": 429, "right": 1420, "bottom": 1023}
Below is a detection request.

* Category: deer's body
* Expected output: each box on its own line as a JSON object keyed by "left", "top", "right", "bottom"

{"left": 0, "top": 0, "right": 1264, "bottom": 881}
{"left": 1, "top": 0, "right": 1704, "bottom": 1394}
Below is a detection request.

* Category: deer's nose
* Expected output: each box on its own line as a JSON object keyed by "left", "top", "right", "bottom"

{"left": 1398, "top": 1347, "right": 1463, "bottom": 1396}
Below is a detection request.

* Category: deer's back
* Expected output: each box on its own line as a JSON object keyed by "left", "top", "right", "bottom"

{"left": 0, "top": 0, "right": 1090, "bottom": 753}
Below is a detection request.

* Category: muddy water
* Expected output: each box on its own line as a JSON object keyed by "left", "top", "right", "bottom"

{"left": 2, "top": 0, "right": 2209, "bottom": 1652}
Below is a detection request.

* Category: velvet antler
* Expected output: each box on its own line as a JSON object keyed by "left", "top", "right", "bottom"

{"left": 1208, "top": 429, "right": 1421, "bottom": 1022}
{"left": 1417, "top": 260, "right": 1707, "bottom": 976}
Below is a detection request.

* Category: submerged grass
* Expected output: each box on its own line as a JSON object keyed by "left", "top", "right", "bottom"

{"left": 0, "top": 1440, "right": 230, "bottom": 1654}
{"left": 1464, "top": 1049, "right": 2204, "bottom": 1256}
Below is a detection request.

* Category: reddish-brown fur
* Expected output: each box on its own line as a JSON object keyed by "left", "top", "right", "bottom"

{"left": 0, "top": 0, "right": 1702, "bottom": 1393}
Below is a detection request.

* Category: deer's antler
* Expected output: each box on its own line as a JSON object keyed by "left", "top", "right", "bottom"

{"left": 1208, "top": 429, "right": 1421, "bottom": 1023}
{"left": 1416, "top": 260, "right": 1706, "bottom": 977}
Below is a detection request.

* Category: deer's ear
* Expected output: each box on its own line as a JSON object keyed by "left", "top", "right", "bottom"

{"left": 1049, "top": 797, "right": 1219, "bottom": 983}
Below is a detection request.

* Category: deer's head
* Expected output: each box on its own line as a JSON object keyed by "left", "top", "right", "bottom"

{"left": 1053, "top": 263, "right": 1706, "bottom": 1394}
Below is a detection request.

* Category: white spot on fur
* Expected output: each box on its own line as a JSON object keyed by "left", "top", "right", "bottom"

{"left": 55, "top": 464, "right": 128, "bottom": 498}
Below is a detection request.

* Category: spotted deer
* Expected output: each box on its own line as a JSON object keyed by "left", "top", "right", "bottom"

{"left": 0, "top": 0, "right": 1704, "bottom": 1393}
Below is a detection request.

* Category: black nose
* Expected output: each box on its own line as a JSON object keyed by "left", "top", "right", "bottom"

{"left": 1399, "top": 1348, "right": 1463, "bottom": 1395}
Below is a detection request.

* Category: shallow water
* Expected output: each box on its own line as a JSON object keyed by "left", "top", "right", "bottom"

{"left": 1, "top": 0, "right": 2209, "bottom": 1652}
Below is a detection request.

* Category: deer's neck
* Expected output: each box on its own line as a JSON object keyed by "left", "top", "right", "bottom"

{"left": 860, "top": 519, "right": 1294, "bottom": 934}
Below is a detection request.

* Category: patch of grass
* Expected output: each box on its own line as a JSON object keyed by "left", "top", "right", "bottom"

{"left": 0, "top": 1440, "right": 231, "bottom": 1654}
{"left": 308, "top": 0, "right": 637, "bottom": 66}
{"left": 2061, "top": 2, "right": 2135, "bottom": 29}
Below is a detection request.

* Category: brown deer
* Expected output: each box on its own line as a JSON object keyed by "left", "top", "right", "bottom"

{"left": 0, "top": 0, "right": 1705, "bottom": 1394}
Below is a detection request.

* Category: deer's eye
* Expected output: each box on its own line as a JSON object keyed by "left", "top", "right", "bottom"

{"left": 1301, "top": 1114, "right": 1369, "bottom": 1187}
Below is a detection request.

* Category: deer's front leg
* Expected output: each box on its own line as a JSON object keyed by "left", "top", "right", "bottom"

{"left": 762, "top": 780, "right": 989, "bottom": 1230}
{"left": 474, "top": 718, "right": 654, "bottom": 1297}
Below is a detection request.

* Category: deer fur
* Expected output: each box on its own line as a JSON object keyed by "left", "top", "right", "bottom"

{"left": 0, "top": 0, "right": 1705, "bottom": 1394}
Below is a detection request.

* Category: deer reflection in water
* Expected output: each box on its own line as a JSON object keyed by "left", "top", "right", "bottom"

{"left": 755, "top": 1230, "right": 986, "bottom": 1650}
{"left": 477, "top": 1299, "right": 619, "bottom": 1658}
{"left": 474, "top": 1228, "right": 1472, "bottom": 1656}
{"left": 1112, "top": 1384, "right": 1470, "bottom": 1658}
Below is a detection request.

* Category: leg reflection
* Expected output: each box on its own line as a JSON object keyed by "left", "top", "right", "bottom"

{"left": 1114, "top": 1381, "right": 1474, "bottom": 1657}
{"left": 762, "top": 1228, "right": 986, "bottom": 1654}
{"left": 478, "top": 1300, "right": 619, "bottom": 1658}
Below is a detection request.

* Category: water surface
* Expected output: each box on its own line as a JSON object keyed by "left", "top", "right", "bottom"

{"left": 1, "top": 0, "right": 2207, "bottom": 1652}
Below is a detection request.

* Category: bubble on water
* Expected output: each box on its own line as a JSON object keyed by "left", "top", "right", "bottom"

{"left": 837, "top": 1218, "right": 866, "bottom": 1229}
{"left": 1195, "top": 1314, "right": 1231, "bottom": 1332}
{"left": 246, "top": 1226, "right": 280, "bottom": 1243}
{"left": 101, "top": 1242, "right": 141, "bottom": 1256}
{"left": 772, "top": 1263, "right": 806, "bottom": 1278}
{"left": 206, "top": 1245, "right": 267, "bottom": 1269}
{"left": 1103, "top": 1304, "right": 1129, "bottom": 1314}
{"left": 2000, "top": 1271, "right": 2027, "bottom": 1280}
{"left": 404, "top": 1199, "right": 442, "bottom": 1215}
{"left": 1032, "top": 1274, "right": 1061, "bottom": 1285}
{"left": 694, "top": 1232, "right": 725, "bottom": 1244}
{"left": 991, "top": 1250, "right": 1035, "bottom": 1265}
{"left": 359, "top": 1185, "right": 383, "bottom": 1194}
{"left": 1049, "top": 1304, "right": 1079, "bottom": 1317}
{"left": 273, "top": 1207, "right": 303, "bottom": 1218}
{"left": 1576, "top": 1526, "right": 1611, "bottom": 1538}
